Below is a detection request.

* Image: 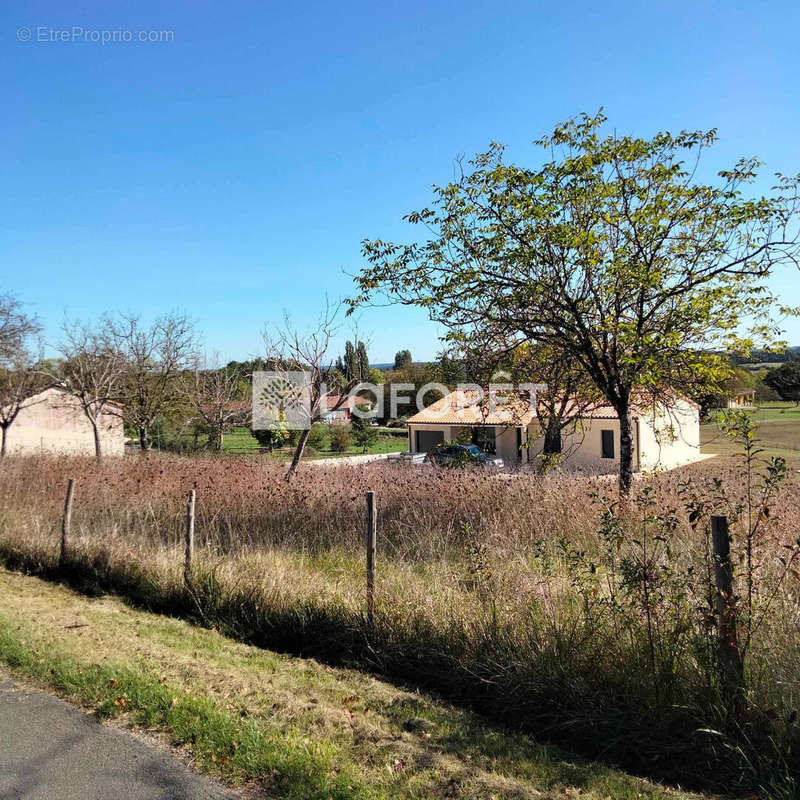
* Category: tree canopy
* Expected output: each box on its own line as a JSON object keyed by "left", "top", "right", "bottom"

{"left": 763, "top": 359, "right": 800, "bottom": 403}
{"left": 353, "top": 112, "right": 800, "bottom": 493}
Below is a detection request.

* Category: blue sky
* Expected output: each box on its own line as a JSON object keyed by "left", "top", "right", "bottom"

{"left": 2, "top": 0, "right": 799, "bottom": 363}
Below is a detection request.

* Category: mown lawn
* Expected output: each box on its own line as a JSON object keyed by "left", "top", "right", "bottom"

{"left": 222, "top": 426, "right": 408, "bottom": 458}
{"left": 701, "top": 402, "right": 800, "bottom": 465}
{"left": 745, "top": 400, "right": 800, "bottom": 424}
{"left": 0, "top": 569, "right": 706, "bottom": 800}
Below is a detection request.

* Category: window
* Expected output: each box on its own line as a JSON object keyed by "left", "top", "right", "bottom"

{"left": 601, "top": 429, "right": 615, "bottom": 459}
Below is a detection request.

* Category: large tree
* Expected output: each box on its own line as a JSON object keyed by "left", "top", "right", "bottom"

{"left": 110, "top": 311, "right": 198, "bottom": 451}
{"left": 356, "top": 340, "right": 370, "bottom": 382}
{"left": 394, "top": 349, "right": 412, "bottom": 370}
{"left": 55, "top": 318, "right": 126, "bottom": 460}
{"left": 353, "top": 113, "right": 800, "bottom": 494}
{"left": 337, "top": 339, "right": 371, "bottom": 382}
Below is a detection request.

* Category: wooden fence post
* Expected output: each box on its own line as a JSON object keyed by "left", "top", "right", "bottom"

{"left": 365, "top": 491, "right": 376, "bottom": 627}
{"left": 59, "top": 479, "right": 75, "bottom": 567}
{"left": 184, "top": 488, "right": 196, "bottom": 587}
{"left": 711, "top": 514, "right": 744, "bottom": 716}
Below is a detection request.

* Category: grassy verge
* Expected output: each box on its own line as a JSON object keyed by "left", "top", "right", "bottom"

{"left": 0, "top": 569, "right": 701, "bottom": 800}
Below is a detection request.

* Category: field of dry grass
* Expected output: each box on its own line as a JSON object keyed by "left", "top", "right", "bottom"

{"left": 0, "top": 439, "right": 798, "bottom": 796}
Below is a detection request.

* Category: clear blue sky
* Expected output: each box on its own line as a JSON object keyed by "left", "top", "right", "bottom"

{"left": 3, "top": 0, "right": 799, "bottom": 363}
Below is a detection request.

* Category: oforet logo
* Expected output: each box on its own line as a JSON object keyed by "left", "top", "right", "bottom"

{"left": 252, "top": 372, "right": 312, "bottom": 431}
{"left": 252, "top": 371, "right": 544, "bottom": 431}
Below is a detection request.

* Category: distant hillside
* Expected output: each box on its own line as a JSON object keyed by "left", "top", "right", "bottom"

{"left": 732, "top": 346, "right": 799, "bottom": 366}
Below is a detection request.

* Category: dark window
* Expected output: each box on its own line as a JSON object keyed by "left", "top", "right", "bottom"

{"left": 601, "top": 429, "right": 615, "bottom": 459}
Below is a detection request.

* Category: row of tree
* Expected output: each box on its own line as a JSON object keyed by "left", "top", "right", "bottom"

{"left": 7, "top": 104, "right": 800, "bottom": 489}
{"left": 763, "top": 360, "right": 800, "bottom": 403}
{"left": 0, "top": 299, "right": 250, "bottom": 458}
{"left": 3, "top": 283, "right": 798, "bottom": 472}
{"left": 0, "top": 294, "right": 408, "bottom": 468}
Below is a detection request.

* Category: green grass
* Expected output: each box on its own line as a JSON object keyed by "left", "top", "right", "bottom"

{"left": 742, "top": 401, "right": 800, "bottom": 424}
{"left": 701, "top": 402, "right": 800, "bottom": 464}
{"left": 0, "top": 619, "right": 367, "bottom": 798}
{"left": 0, "top": 569, "right": 704, "bottom": 800}
{"left": 221, "top": 426, "right": 408, "bottom": 458}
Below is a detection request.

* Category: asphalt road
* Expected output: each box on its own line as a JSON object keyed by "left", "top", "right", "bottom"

{"left": 0, "top": 678, "right": 239, "bottom": 800}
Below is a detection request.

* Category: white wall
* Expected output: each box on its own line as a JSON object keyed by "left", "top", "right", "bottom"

{"left": 526, "top": 399, "right": 700, "bottom": 472}
{"left": 409, "top": 398, "right": 700, "bottom": 472}
{"left": 3, "top": 388, "right": 125, "bottom": 456}
{"left": 408, "top": 424, "right": 522, "bottom": 465}
{"left": 637, "top": 397, "right": 700, "bottom": 470}
{"left": 494, "top": 426, "right": 519, "bottom": 463}
{"left": 525, "top": 418, "right": 630, "bottom": 472}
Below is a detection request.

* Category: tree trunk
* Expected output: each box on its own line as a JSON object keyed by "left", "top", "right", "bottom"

{"left": 139, "top": 425, "right": 150, "bottom": 451}
{"left": 542, "top": 419, "right": 562, "bottom": 454}
{"left": 618, "top": 403, "right": 633, "bottom": 497}
{"left": 285, "top": 427, "right": 311, "bottom": 482}
{"left": 0, "top": 425, "right": 7, "bottom": 457}
{"left": 91, "top": 419, "right": 103, "bottom": 461}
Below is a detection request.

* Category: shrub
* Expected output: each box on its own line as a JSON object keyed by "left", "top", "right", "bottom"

{"left": 306, "top": 424, "right": 328, "bottom": 450}
{"left": 250, "top": 425, "right": 289, "bottom": 452}
{"left": 329, "top": 425, "right": 351, "bottom": 452}
{"left": 351, "top": 406, "right": 378, "bottom": 453}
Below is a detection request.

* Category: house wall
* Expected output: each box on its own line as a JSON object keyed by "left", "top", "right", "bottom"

{"left": 526, "top": 418, "right": 633, "bottom": 472}
{"left": 408, "top": 423, "right": 523, "bottom": 465}
{"left": 407, "top": 395, "right": 701, "bottom": 471}
{"left": 3, "top": 388, "right": 125, "bottom": 456}
{"left": 494, "top": 426, "right": 519, "bottom": 463}
{"left": 526, "top": 398, "right": 700, "bottom": 472}
{"left": 637, "top": 398, "right": 700, "bottom": 470}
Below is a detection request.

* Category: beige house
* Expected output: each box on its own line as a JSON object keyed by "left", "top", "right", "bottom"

{"left": 406, "top": 389, "right": 701, "bottom": 472}
{"left": 727, "top": 389, "right": 756, "bottom": 409}
{"left": 2, "top": 388, "right": 125, "bottom": 456}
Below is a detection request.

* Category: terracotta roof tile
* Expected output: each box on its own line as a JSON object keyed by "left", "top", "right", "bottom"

{"left": 407, "top": 389, "right": 697, "bottom": 426}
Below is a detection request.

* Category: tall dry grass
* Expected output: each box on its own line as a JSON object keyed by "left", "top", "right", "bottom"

{"left": 0, "top": 452, "right": 798, "bottom": 795}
